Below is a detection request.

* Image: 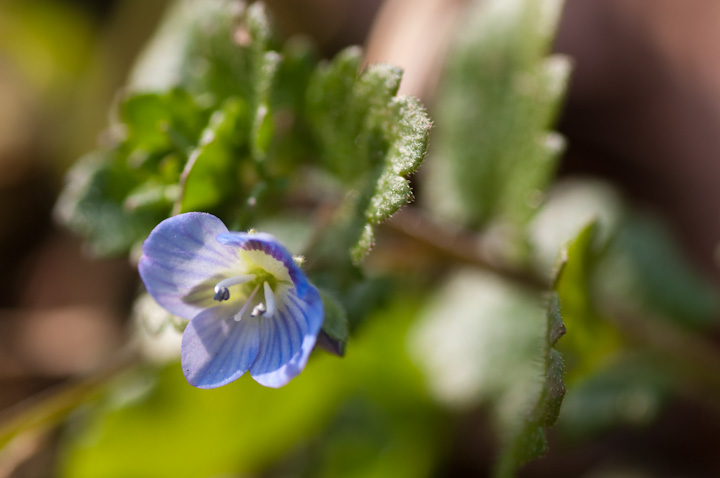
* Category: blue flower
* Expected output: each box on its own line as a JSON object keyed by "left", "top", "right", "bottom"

{"left": 138, "top": 212, "right": 324, "bottom": 388}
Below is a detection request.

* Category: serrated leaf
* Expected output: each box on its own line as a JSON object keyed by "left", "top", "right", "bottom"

{"left": 306, "top": 49, "right": 411, "bottom": 181}
{"left": 539, "top": 184, "right": 718, "bottom": 444}
{"left": 352, "top": 96, "right": 431, "bottom": 262}
{"left": 306, "top": 48, "right": 431, "bottom": 264}
{"left": 493, "top": 293, "right": 566, "bottom": 477}
{"left": 58, "top": 2, "right": 303, "bottom": 254}
{"left": 549, "top": 216, "right": 675, "bottom": 446}
{"left": 428, "top": 0, "right": 569, "bottom": 229}
{"left": 137, "top": 0, "right": 282, "bottom": 145}
{"left": 364, "top": 96, "right": 431, "bottom": 223}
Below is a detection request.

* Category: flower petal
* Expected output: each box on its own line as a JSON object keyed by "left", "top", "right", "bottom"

{"left": 139, "top": 213, "right": 237, "bottom": 319}
{"left": 250, "top": 285, "right": 323, "bottom": 388}
{"left": 181, "top": 305, "right": 260, "bottom": 388}
{"left": 217, "top": 232, "right": 310, "bottom": 293}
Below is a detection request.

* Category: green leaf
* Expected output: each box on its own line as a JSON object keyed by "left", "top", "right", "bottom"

{"left": 120, "top": 89, "right": 209, "bottom": 155}
{"left": 306, "top": 48, "right": 431, "bottom": 263}
{"left": 538, "top": 183, "right": 718, "bottom": 445}
{"left": 528, "top": 178, "right": 623, "bottom": 279}
{"left": 554, "top": 221, "right": 623, "bottom": 381}
{"left": 54, "top": 151, "right": 174, "bottom": 256}
{"left": 55, "top": 89, "right": 211, "bottom": 256}
{"left": 558, "top": 353, "right": 673, "bottom": 441}
{"left": 317, "top": 289, "right": 349, "bottom": 356}
{"left": 597, "top": 212, "right": 719, "bottom": 329}
{"left": 409, "top": 268, "right": 566, "bottom": 476}
{"left": 129, "top": 0, "right": 286, "bottom": 175}
{"left": 493, "top": 293, "right": 566, "bottom": 477}
{"left": 427, "top": 0, "right": 569, "bottom": 229}
{"left": 364, "top": 96, "right": 431, "bottom": 222}
{"left": 130, "top": 1, "right": 274, "bottom": 102}
{"left": 306, "top": 46, "right": 366, "bottom": 180}
{"left": 57, "top": 2, "right": 301, "bottom": 253}
{"left": 351, "top": 96, "right": 431, "bottom": 262}
{"left": 177, "top": 98, "right": 250, "bottom": 213}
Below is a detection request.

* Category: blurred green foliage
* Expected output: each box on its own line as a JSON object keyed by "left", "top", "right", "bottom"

{"left": 409, "top": 270, "right": 566, "bottom": 478}
{"left": 427, "top": 0, "right": 569, "bottom": 243}
{"left": 60, "top": 298, "right": 444, "bottom": 478}
{"left": 0, "top": 1, "right": 95, "bottom": 97}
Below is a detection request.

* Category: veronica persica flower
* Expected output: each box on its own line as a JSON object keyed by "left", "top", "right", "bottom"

{"left": 138, "top": 212, "right": 323, "bottom": 388}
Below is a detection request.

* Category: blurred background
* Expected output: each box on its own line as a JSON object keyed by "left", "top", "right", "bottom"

{"left": 1, "top": 0, "right": 720, "bottom": 476}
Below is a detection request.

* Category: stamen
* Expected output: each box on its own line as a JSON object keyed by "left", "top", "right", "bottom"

{"left": 213, "top": 274, "right": 255, "bottom": 302}
{"left": 234, "top": 283, "right": 260, "bottom": 321}
{"left": 251, "top": 303, "right": 266, "bottom": 317}
{"left": 214, "top": 288, "right": 230, "bottom": 302}
{"left": 263, "top": 281, "right": 275, "bottom": 318}
{"left": 249, "top": 283, "right": 275, "bottom": 318}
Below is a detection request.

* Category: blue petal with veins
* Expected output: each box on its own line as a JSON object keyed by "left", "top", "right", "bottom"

{"left": 139, "top": 212, "right": 324, "bottom": 389}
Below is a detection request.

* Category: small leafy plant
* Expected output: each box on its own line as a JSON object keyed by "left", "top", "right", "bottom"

{"left": 39, "top": 1, "right": 720, "bottom": 477}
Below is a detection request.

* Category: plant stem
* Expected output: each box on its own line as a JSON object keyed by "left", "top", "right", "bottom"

{"left": 385, "top": 207, "right": 720, "bottom": 405}
{"left": 0, "top": 346, "right": 139, "bottom": 449}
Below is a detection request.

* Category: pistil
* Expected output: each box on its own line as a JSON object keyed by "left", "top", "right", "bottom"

{"left": 235, "top": 283, "right": 260, "bottom": 321}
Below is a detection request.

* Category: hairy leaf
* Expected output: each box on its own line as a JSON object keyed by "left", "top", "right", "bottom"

{"left": 493, "top": 293, "right": 566, "bottom": 477}
{"left": 307, "top": 48, "right": 431, "bottom": 263}
{"left": 428, "top": 0, "right": 569, "bottom": 230}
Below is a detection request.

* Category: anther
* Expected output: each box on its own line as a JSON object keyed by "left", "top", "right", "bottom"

{"left": 213, "top": 274, "right": 255, "bottom": 302}
{"left": 214, "top": 287, "right": 230, "bottom": 301}
{"left": 251, "top": 303, "right": 266, "bottom": 317}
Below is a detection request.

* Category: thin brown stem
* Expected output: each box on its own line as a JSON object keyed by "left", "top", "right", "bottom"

{"left": 386, "top": 207, "right": 549, "bottom": 290}
{"left": 385, "top": 207, "right": 720, "bottom": 406}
